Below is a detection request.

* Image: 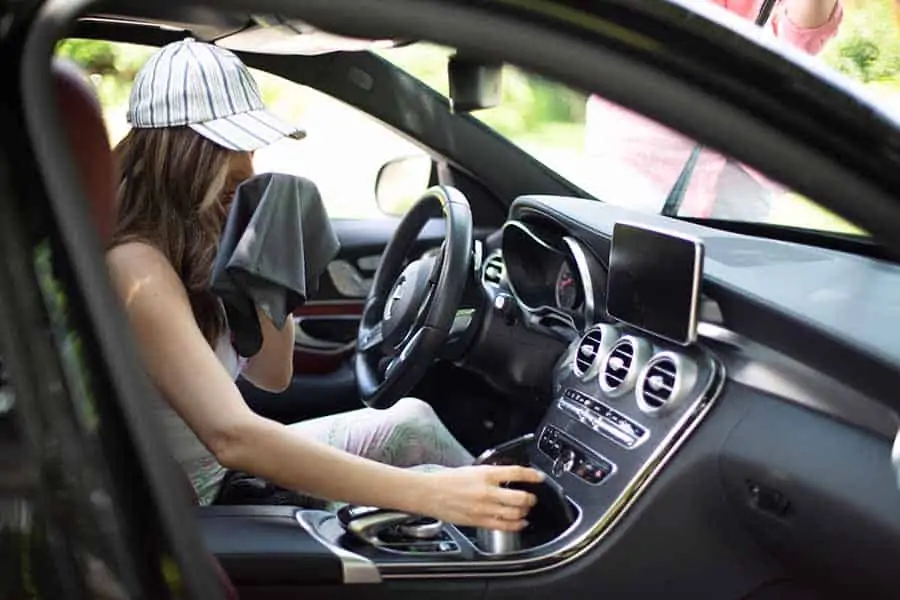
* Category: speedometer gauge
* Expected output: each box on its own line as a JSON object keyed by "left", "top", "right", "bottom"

{"left": 555, "top": 261, "right": 582, "bottom": 311}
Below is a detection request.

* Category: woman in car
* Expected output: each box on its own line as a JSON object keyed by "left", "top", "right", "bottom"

{"left": 584, "top": 0, "right": 843, "bottom": 219}
{"left": 106, "top": 38, "right": 542, "bottom": 530}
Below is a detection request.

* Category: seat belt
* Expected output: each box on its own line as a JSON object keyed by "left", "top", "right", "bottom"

{"left": 660, "top": 0, "right": 778, "bottom": 217}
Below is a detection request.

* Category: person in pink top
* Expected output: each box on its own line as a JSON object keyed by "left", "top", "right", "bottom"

{"left": 584, "top": 0, "right": 844, "bottom": 219}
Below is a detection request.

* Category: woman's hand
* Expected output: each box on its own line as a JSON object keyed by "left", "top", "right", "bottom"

{"left": 415, "top": 465, "right": 546, "bottom": 531}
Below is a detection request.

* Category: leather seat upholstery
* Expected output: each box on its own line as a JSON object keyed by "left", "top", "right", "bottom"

{"left": 51, "top": 58, "right": 239, "bottom": 599}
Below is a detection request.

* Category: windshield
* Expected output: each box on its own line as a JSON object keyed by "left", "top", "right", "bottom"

{"left": 380, "top": 10, "right": 874, "bottom": 239}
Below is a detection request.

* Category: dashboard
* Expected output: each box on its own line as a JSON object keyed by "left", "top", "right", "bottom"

{"left": 470, "top": 194, "right": 900, "bottom": 597}
{"left": 199, "top": 194, "right": 900, "bottom": 599}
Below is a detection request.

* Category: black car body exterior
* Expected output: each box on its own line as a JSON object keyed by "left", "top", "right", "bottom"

{"left": 3, "top": 1, "right": 900, "bottom": 599}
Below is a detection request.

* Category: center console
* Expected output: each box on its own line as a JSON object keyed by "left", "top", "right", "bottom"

{"left": 197, "top": 323, "right": 722, "bottom": 583}
{"left": 198, "top": 223, "right": 725, "bottom": 583}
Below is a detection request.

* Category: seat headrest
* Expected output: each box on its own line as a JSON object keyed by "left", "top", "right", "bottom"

{"left": 52, "top": 59, "right": 116, "bottom": 243}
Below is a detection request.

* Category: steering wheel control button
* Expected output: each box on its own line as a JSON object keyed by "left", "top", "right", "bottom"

{"left": 380, "top": 258, "right": 435, "bottom": 346}
{"left": 493, "top": 293, "right": 518, "bottom": 325}
{"left": 557, "top": 389, "right": 649, "bottom": 450}
{"left": 539, "top": 425, "right": 616, "bottom": 486}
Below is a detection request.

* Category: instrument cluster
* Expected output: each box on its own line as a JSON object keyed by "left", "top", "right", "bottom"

{"left": 490, "top": 220, "right": 608, "bottom": 330}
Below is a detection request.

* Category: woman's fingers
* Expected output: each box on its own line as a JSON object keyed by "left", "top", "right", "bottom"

{"left": 491, "top": 487, "right": 537, "bottom": 510}
{"left": 483, "top": 502, "right": 531, "bottom": 522}
{"left": 478, "top": 516, "right": 529, "bottom": 532}
{"left": 487, "top": 465, "right": 545, "bottom": 485}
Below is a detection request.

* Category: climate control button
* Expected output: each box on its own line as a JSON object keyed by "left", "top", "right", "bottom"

{"left": 539, "top": 425, "right": 615, "bottom": 486}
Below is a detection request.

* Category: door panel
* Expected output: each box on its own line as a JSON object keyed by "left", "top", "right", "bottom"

{"left": 243, "top": 217, "right": 494, "bottom": 424}
{"left": 292, "top": 305, "right": 362, "bottom": 376}
{"left": 242, "top": 219, "right": 418, "bottom": 422}
{"left": 314, "top": 217, "right": 447, "bottom": 302}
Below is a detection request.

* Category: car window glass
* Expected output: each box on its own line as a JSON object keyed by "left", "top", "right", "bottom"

{"left": 56, "top": 39, "right": 422, "bottom": 220}
{"left": 379, "top": 2, "right": 883, "bottom": 237}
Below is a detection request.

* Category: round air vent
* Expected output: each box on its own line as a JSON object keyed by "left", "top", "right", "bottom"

{"left": 599, "top": 336, "right": 651, "bottom": 397}
{"left": 636, "top": 352, "right": 698, "bottom": 416}
{"left": 572, "top": 325, "right": 617, "bottom": 379}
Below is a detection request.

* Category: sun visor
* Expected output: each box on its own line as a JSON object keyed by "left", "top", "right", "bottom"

{"left": 216, "top": 15, "right": 402, "bottom": 55}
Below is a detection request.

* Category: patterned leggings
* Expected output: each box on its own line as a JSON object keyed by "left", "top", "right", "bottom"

{"left": 289, "top": 397, "right": 474, "bottom": 468}
{"left": 287, "top": 397, "right": 474, "bottom": 510}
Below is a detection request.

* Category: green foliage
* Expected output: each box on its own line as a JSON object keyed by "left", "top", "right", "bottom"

{"left": 54, "top": 1, "right": 900, "bottom": 146}
{"left": 821, "top": 0, "right": 900, "bottom": 83}
{"left": 54, "top": 38, "right": 311, "bottom": 135}
{"left": 56, "top": 39, "right": 153, "bottom": 107}
{"left": 379, "top": 44, "right": 586, "bottom": 139}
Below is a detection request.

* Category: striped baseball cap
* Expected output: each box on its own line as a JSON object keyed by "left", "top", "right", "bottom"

{"left": 127, "top": 38, "right": 305, "bottom": 152}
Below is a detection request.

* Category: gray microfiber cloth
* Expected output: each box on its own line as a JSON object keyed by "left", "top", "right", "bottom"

{"left": 210, "top": 173, "right": 340, "bottom": 358}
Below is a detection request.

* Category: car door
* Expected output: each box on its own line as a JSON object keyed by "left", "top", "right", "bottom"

{"left": 53, "top": 39, "right": 496, "bottom": 424}
{"left": 234, "top": 76, "right": 491, "bottom": 423}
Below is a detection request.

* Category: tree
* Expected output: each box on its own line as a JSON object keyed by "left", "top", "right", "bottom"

{"left": 821, "top": 0, "right": 900, "bottom": 82}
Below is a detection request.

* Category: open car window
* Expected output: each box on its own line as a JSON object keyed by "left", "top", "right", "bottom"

{"left": 379, "top": 9, "right": 879, "bottom": 238}
{"left": 57, "top": 39, "right": 422, "bottom": 220}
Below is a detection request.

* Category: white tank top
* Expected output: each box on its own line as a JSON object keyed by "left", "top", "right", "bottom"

{"left": 157, "top": 333, "right": 241, "bottom": 505}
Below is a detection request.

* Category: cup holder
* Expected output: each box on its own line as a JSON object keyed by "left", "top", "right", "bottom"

{"left": 471, "top": 434, "right": 581, "bottom": 556}
{"left": 468, "top": 475, "right": 579, "bottom": 556}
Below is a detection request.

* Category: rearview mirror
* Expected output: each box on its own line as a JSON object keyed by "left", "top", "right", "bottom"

{"left": 374, "top": 155, "right": 433, "bottom": 217}
{"left": 448, "top": 53, "right": 503, "bottom": 112}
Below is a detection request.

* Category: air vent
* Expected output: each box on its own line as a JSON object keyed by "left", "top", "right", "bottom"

{"left": 641, "top": 358, "right": 676, "bottom": 410}
{"left": 636, "top": 352, "right": 698, "bottom": 416}
{"left": 482, "top": 253, "right": 504, "bottom": 286}
{"left": 603, "top": 340, "right": 633, "bottom": 389}
{"left": 572, "top": 327, "right": 610, "bottom": 378}
{"left": 599, "top": 336, "right": 651, "bottom": 397}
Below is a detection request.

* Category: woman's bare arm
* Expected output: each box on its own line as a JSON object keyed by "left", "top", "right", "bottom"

{"left": 783, "top": 0, "right": 839, "bottom": 28}
{"left": 241, "top": 306, "right": 295, "bottom": 392}
{"left": 106, "top": 242, "right": 542, "bottom": 530}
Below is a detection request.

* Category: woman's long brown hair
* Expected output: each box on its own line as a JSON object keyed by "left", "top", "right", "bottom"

{"left": 112, "top": 126, "right": 253, "bottom": 345}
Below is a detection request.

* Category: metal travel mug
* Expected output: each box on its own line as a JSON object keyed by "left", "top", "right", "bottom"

{"left": 476, "top": 528, "right": 521, "bottom": 555}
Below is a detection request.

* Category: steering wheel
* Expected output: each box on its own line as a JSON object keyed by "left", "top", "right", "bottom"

{"left": 355, "top": 186, "right": 473, "bottom": 409}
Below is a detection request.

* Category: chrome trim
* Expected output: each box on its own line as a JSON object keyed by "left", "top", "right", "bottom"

{"left": 635, "top": 351, "right": 698, "bottom": 417}
{"left": 598, "top": 335, "right": 652, "bottom": 398}
{"left": 472, "top": 239, "right": 484, "bottom": 274}
{"left": 571, "top": 324, "right": 618, "bottom": 380}
{"left": 400, "top": 518, "right": 445, "bottom": 540}
{"left": 473, "top": 432, "right": 535, "bottom": 465}
{"left": 499, "top": 222, "right": 578, "bottom": 330}
{"left": 293, "top": 315, "right": 357, "bottom": 353}
{"left": 892, "top": 428, "right": 900, "bottom": 491}
{"left": 295, "top": 510, "right": 382, "bottom": 584}
{"left": 480, "top": 250, "right": 505, "bottom": 288}
{"left": 501, "top": 220, "right": 557, "bottom": 252}
{"left": 466, "top": 501, "right": 583, "bottom": 558}
{"left": 562, "top": 235, "right": 596, "bottom": 324}
{"left": 697, "top": 322, "right": 899, "bottom": 439}
{"left": 607, "top": 222, "right": 704, "bottom": 346}
{"left": 378, "top": 353, "right": 726, "bottom": 578}
{"left": 555, "top": 394, "right": 649, "bottom": 451}
{"left": 327, "top": 259, "right": 373, "bottom": 298}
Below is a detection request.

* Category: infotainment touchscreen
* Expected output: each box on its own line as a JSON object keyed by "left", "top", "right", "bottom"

{"left": 605, "top": 222, "right": 704, "bottom": 346}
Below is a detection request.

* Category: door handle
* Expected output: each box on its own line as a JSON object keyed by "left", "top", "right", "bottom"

{"left": 326, "top": 260, "right": 372, "bottom": 298}
{"left": 294, "top": 316, "right": 357, "bottom": 352}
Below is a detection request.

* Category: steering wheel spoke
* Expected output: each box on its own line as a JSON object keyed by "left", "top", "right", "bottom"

{"left": 358, "top": 321, "right": 384, "bottom": 353}
{"left": 354, "top": 186, "right": 473, "bottom": 409}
